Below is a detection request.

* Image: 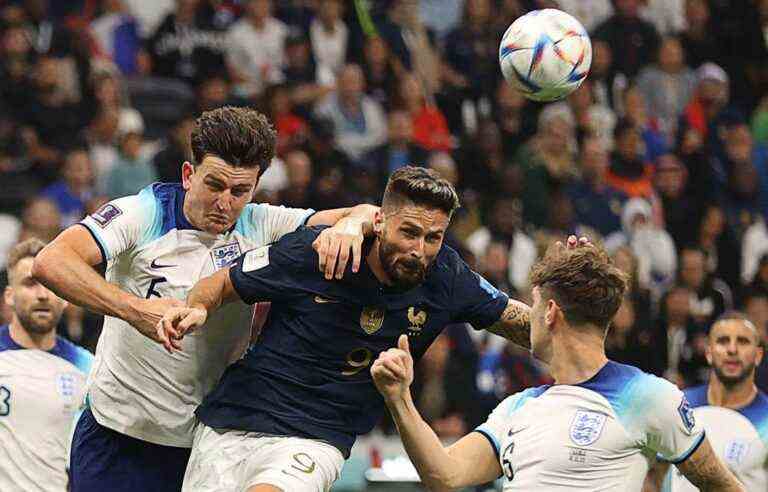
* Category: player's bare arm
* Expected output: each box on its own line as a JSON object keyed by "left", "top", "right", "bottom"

{"left": 676, "top": 438, "right": 745, "bottom": 491}
{"left": 32, "top": 226, "right": 184, "bottom": 342}
{"left": 372, "top": 335, "right": 502, "bottom": 491}
{"left": 309, "top": 204, "right": 379, "bottom": 279}
{"left": 484, "top": 235, "right": 590, "bottom": 352}
{"left": 486, "top": 299, "right": 532, "bottom": 350}
{"left": 155, "top": 266, "right": 238, "bottom": 352}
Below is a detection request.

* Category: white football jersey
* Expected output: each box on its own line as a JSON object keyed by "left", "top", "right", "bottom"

{"left": 475, "top": 361, "right": 704, "bottom": 491}
{"left": 79, "top": 183, "right": 313, "bottom": 447}
{"left": 0, "top": 325, "right": 92, "bottom": 492}
{"left": 664, "top": 385, "right": 768, "bottom": 491}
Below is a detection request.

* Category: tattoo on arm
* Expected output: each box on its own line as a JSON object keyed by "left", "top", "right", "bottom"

{"left": 486, "top": 300, "right": 531, "bottom": 350}
{"left": 677, "top": 438, "right": 744, "bottom": 491}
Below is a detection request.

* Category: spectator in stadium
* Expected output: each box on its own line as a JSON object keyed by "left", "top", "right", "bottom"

{"left": 622, "top": 85, "right": 667, "bottom": 162}
{"left": 309, "top": 0, "right": 347, "bottom": 86}
{"left": 465, "top": 197, "right": 536, "bottom": 295}
{"left": 152, "top": 112, "right": 194, "bottom": 183}
{"left": 20, "top": 0, "right": 76, "bottom": 57}
{"left": 720, "top": 159, "right": 761, "bottom": 242}
{"left": 567, "top": 136, "right": 627, "bottom": 237}
{"left": 397, "top": 73, "right": 452, "bottom": 152}
{"left": 655, "top": 153, "right": 699, "bottom": 247}
{"left": 90, "top": 0, "right": 142, "bottom": 75}
{"left": 679, "top": 246, "right": 733, "bottom": 326}
{"left": 41, "top": 148, "right": 94, "bottom": 227}
{"left": 655, "top": 284, "right": 708, "bottom": 386}
{"left": 361, "top": 109, "right": 428, "bottom": 187}
{"left": 569, "top": 81, "right": 616, "bottom": 147}
{"left": 193, "top": 74, "right": 236, "bottom": 113}
{"left": 145, "top": 0, "right": 226, "bottom": 83}
{"left": 0, "top": 238, "right": 92, "bottom": 492}
{"left": 104, "top": 130, "right": 157, "bottom": 199}
{"left": 516, "top": 104, "right": 578, "bottom": 227}
{"left": 17, "top": 197, "right": 61, "bottom": 244}
{"left": 636, "top": 37, "right": 696, "bottom": 137}
{"left": 83, "top": 107, "right": 120, "bottom": 191}
{"left": 492, "top": 81, "right": 534, "bottom": 159}
{"left": 314, "top": 63, "right": 387, "bottom": 163}
{"left": 679, "top": 0, "right": 720, "bottom": 69}
{"left": 557, "top": 0, "right": 613, "bottom": 32}
{"left": 696, "top": 203, "right": 741, "bottom": 291}
{"left": 0, "top": 25, "right": 35, "bottom": 121}
{"left": 262, "top": 83, "right": 308, "bottom": 157}
{"left": 587, "top": 39, "right": 623, "bottom": 111}
{"left": 360, "top": 35, "right": 399, "bottom": 111}
{"left": 640, "top": 0, "right": 685, "bottom": 36}
{"left": 90, "top": 71, "right": 144, "bottom": 136}
{"left": 606, "top": 197, "right": 677, "bottom": 296}
{"left": 226, "top": 0, "right": 286, "bottom": 98}
{"left": 24, "top": 56, "right": 84, "bottom": 167}
{"left": 277, "top": 149, "right": 316, "bottom": 209}
{"left": 606, "top": 118, "right": 655, "bottom": 199}
{"left": 747, "top": 254, "right": 768, "bottom": 298}
{"left": 592, "top": 0, "right": 661, "bottom": 78}
{"left": 443, "top": 0, "right": 498, "bottom": 100}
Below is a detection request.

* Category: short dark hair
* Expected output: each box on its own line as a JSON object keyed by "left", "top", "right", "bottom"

{"left": 7, "top": 238, "right": 46, "bottom": 282}
{"left": 381, "top": 166, "right": 460, "bottom": 216}
{"left": 190, "top": 106, "right": 276, "bottom": 175}
{"left": 530, "top": 242, "right": 627, "bottom": 329}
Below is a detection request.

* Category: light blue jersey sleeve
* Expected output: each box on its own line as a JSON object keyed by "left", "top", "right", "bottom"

{"left": 474, "top": 385, "right": 549, "bottom": 457}
{"left": 79, "top": 186, "right": 160, "bottom": 261}
{"left": 235, "top": 203, "right": 315, "bottom": 244}
{"left": 628, "top": 375, "right": 706, "bottom": 463}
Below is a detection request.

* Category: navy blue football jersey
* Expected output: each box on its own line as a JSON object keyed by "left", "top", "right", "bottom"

{"left": 196, "top": 226, "right": 509, "bottom": 455}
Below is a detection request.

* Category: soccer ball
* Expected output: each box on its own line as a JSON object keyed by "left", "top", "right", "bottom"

{"left": 499, "top": 9, "right": 592, "bottom": 102}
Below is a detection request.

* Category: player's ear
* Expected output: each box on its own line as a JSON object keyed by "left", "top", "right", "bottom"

{"left": 181, "top": 162, "right": 195, "bottom": 190}
{"left": 704, "top": 340, "right": 713, "bottom": 366}
{"left": 544, "top": 299, "right": 558, "bottom": 329}
{"left": 756, "top": 344, "right": 764, "bottom": 368}
{"left": 4, "top": 285, "right": 14, "bottom": 309}
{"left": 373, "top": 209, "right": 384, "bottom": 236}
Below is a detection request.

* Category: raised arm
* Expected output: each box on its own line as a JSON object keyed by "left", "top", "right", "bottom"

{"left": 372, "top": 336, "right": 502, "bottom": 491}
{"left": 675, "top": 438, "right": 745, "bottom": 491}
{"left": 32, "top": 226, "right": 182, "bottom": 341}
{"left": 485, "top": 299, "right": 532, "bottom": 350}
{"left": 309, "top": 204, "right": 378, "bottom": 279}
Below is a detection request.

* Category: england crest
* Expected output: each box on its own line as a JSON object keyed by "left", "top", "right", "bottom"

{"left": 569, "top": 410, "right": 607, "bottom": 446}
{"left": 211, "top": 242, "right": 242, "bottom": 270}
{"left": 677, "top": 396, "right": 696, "bottom": 433}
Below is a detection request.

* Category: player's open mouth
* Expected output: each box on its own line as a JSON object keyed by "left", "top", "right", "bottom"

{"left": 32, "top": 308, "right": 52, "bottom": 315}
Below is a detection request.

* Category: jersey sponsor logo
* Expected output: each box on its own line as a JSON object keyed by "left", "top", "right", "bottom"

{"left": 243, "top": 246, "right": 270, "bottom": 272}
{"left": 724, "top": 439, "right": 749, "bottom": 466}
{"left": 212, "top": 242, "right": 242, "bottom": 270}
{"left": 91, "top": 203, "right": 122, "bottom": 227}
{"left": 407, "top": 307, "right": 427, "bottom": 335}
{"left": 569, "top": 410, "right": 607, "bottom": 446}
{"left": 677, "top": 396, "right": 696, "bottom": 433}
{"left": 314, "top": 296, "right": 340, "bottom": 304}
{"left": 150, "top": 258, "right": 176, "bottom": 269}
{"left": 360, "top": 306, "right": 385, "bottom": 335}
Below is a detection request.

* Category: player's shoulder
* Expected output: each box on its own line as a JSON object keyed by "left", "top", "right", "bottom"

{"left": 738, "top": 390, "right": 768, "bottom": 441}
{"left": 495, "top": 384, "right": 552, "bottom": 416}
{"left": 51, "top": 337, "right": 93, "bottom": 375}
{"left": 576, "top": 361, "right": 680, "bottom": 416}
{"left": 0, "top": 325, "right": 15, "bottom": 353}
{"left": 233, "top": 202, "right": 312, "bottom": 237}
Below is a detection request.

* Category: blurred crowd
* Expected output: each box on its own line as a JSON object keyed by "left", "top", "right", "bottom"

{"left": 2, "top": 0, "right": 768, "bottom": 440}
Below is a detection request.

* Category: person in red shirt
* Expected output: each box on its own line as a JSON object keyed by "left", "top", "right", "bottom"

{"left": 397, "top": 73, "right": 452, "bottom": 151}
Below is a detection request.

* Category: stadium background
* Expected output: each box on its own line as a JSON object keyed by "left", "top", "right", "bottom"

{"left": 1, "top": 0, "right": 768, "bottom": 489}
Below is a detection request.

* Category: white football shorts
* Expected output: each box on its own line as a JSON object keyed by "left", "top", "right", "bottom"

{"left": 182, "top": 423, "right": 345, "bottom": 492}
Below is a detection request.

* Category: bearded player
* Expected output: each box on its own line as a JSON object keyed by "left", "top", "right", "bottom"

{"left": 372, "top": 241, "right": 745, "bottom": 491}
{"left": 32, "top": 106, "right": 377, "bottom": 492}
{"left": 657, "top": 312, "right": 768, "bottom": 491}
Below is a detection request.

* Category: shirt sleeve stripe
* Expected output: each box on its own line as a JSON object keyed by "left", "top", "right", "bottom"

{"left": 662, "top": 431, "right": 707, "bottom": 465}
{"left": 473, "top": 428, "right": 501, "bottom": 460}
{"left": 77, "top": 223, "right": 109, "bottom": 263}
{"left": 301, "top": 209, "right": 317, "bottom": 226}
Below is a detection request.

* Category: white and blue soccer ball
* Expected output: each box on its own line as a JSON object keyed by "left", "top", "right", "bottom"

{"left": 499, "top": 9, "right": 592, "bottom": 102}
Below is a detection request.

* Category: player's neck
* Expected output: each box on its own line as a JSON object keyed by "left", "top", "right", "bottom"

{"left": 549, "top": 330, "right": 608, "bottom": 385}
{"left": 8, "top": 318, "right": 56, "bottom": 351}
{"left": 367, "top": 240, "right": 393, "bottom": 285}
{"left": 707, "top": 376, "right": 758, "bottom": 410}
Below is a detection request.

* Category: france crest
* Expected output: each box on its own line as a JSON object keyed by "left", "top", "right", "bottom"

{"left": 570, "top": 410, "right": 607, "bottom": 446}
